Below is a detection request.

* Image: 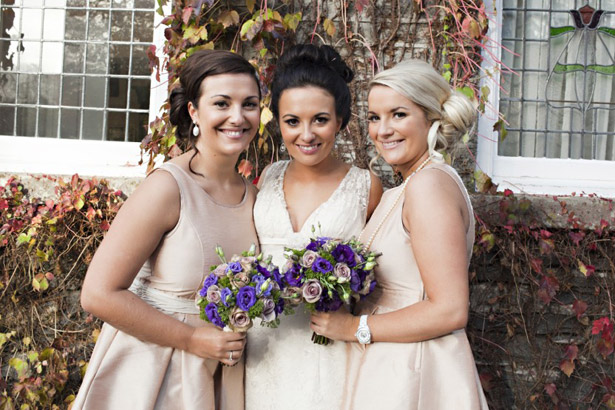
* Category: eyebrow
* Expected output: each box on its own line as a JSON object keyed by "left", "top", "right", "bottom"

{"left": 210, "top": 94, "right": 259, "bottom": 100}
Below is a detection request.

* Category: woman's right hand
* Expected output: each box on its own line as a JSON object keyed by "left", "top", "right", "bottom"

{"left": 187, "top": 326, "right": 247, "bottom": 366}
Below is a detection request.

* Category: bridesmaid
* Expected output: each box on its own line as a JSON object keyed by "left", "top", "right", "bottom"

{"left": 244, "top": 44, "right": 382, "bottom": 410}
{"left": 310, "top": 59, "right": 489, "bottom": 409}
{"left": 73, "top": 50, "right": 261, "bottom": 409}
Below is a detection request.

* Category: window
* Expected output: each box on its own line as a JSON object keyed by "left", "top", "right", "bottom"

{"left": 478, "top": 0, "right": 615, "bottom": 196}
{"left": 0, "top": 0, "right": 167, "bottom": 177}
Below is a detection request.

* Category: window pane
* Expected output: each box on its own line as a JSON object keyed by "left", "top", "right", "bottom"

{"left": 0, "top": 40, "right": 15, "bottom": 71}
{"left": 43, "top": 9, "right": 65, "bottom": 41}
{"left": 16, "top": 107, "right": 37, "bottom": 136}
{"left": 127, "top": 112, "right": 147, "bottom": 142}
{"left": 84, "top": 77, "right": 106, "bottom": 107}
{"left": 18, "top": 41, "right": 41, "bottom": 72}
{"left": 60, "top": 108, "right": 80, "bottom": 139}
{"left": 108, "top": 77, "right": 127, "bottom": 108}
{"left": 42, "top": 42, "right": 63, "bottom": 74}
{"left": 131, "top": 44, "right": 150, "bottom": 75}
{"left": 130, "top": 78, "right": 150, "bottom": 109}
{"left": 65, "top": 10, "right": 87, "bottom": 41}
{"left": 21, "top": 8, "right": 43, "bottom": 40}
{"left": 111, "top": 11, "right": 132, "bottom": 41}
{"left": 107, "top": 111, "right": 125, "bottom": 141}
{"left": 38, "top": 107, "right": 59, "bottom": 137}
{"left": 109, "top": 44, "right": 130, "bottom": 74}
{"left": 63, "top": 43, "right": 85, "bottom": 73}
{"left": 88, "top": 10, "right": 110, "bottom": 41}
{"left": 86, "top": 43, "right": 108, "bottom": 74}
{"left": 0, "top": 73, "right": 17, "bottom": 103}
{"left": 18, "top": 73, "right": 38, "bottom": 104}
{"left": 133, "top": 11, "right": 153, "bottom": 43}
{"left": 62, "top": 76, "right": 83, "bottom": 106}
{"left": 40, "top": 74, "right": 61, "bottom": 105}
{"left": 134, "top": 0, "right": 152, "bottom": 8}
{"left": 82, "top": 110, "right": 104, "bottom": 140}
{"left": 0, "top": 106, "right": 15, "bottom": 135}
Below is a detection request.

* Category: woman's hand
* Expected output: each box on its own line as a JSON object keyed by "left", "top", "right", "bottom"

{"left": 187, "top": 326, "right": 247, "bottom": 366}
{"left": 310, "top": 310, "right": 359, "bottom": 342}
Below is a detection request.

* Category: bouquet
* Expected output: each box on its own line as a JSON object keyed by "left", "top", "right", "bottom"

{"left": 281, "top": 236, "right": 379, "bottom": 345}
{"left": 196, "top": 244, "right": 286, "bottom": 332}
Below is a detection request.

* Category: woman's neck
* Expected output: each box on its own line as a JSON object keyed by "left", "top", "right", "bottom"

{"left": 191, "top": 144, "right": 241, "bottom": 184}
{"left": 399, "top": 151, "right": 431, "bottom": 180}
{"left": 287, "top": 155, "right": 343, "bottom": 181}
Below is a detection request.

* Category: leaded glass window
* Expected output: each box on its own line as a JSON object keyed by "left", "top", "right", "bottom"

{"left": 500, "top": 0, "right": 615, "bottom": 160}
{"left": 0, "top": 0, "right": 155, "bottom": 141}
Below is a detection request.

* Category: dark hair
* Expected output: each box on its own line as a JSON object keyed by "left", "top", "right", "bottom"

{"left": 169, "top": 49, "right": 260, "bottom": 144}
{"left": 271, "top": 44, "right": 354, "bottom": 128}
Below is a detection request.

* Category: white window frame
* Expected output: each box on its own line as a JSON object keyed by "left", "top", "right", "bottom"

{"left": 0, "top": 3, "right": 169, "bottom": 178}
{"left": 477, "top": 0, "right": 615, "bottom": 197}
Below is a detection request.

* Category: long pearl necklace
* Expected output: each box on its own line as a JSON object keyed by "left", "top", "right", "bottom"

{"left": 361, "top": 156, "right": 432, "bottom": 250}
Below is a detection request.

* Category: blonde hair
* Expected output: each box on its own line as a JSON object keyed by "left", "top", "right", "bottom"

{"left": 369, "top": 59, "right": 476, "bottom": 163}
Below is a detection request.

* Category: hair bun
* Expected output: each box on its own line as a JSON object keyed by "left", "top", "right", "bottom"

{"left": 277, "top": 44, "right": 354, "bottom": 84}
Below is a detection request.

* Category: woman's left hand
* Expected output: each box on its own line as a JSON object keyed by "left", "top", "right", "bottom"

{"left": 310, "top": 310, "right": 358, "bottom": 342}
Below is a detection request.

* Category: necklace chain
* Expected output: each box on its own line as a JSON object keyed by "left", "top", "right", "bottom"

{"left": 361, "top": 156, "right": 432, "bottom": 251}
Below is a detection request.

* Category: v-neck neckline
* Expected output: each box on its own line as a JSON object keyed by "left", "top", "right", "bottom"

{"left": 276, "top": 161, "right": 354, "bottom": 234}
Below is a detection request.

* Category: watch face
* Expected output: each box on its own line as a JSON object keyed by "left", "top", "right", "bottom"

{"left": 357, "top": 329, "right": 370, "bottom": 343}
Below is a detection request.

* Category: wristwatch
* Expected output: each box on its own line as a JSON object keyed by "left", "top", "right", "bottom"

{"left": 355, "top": 314, "right": 371, "bottom": 344}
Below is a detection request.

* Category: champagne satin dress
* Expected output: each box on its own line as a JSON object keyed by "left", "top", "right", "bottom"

{"left": 343, "top": 163, "right": 488, "bottom": 410}
{"left": 73, "top": 162, "right": 259, "bottom": 410}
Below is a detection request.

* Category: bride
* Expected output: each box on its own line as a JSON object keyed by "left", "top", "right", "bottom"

{"left": 245, "top": 44, "right": 382, "bottom": 409}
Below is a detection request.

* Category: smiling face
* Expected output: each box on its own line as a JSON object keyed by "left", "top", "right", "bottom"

{"left": 278, "top": 86, "right": 342, "bottom": 167}
{"left": 188, "top": 73, "right": 260, "bottom": 157}
{"left": 367, "top": 85, "right": 431, "bottom": 175}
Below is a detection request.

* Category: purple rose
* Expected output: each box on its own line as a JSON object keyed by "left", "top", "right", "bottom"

{"left": 205, "top": 303, "right": 224, "bottom": 328}
{"left": 332, "top": 244, "right": 356, "bottom": 267}
{"left": 236, "top": 286, "right": 257, "bottom": 311}
{"left": 313, "top": 257, "right": 333, "bottom": 274}
{"left": 274, "top": 298, "right": 285, "bottom": 314}
{"left": 284, "top": 264, "right": 304, "bottom": 287}
{"left": 350, "top": 270, "right": 362, "bottom": 293}
{"left": 256, "top": 263, "right": 271, "bottom": 278}
{"left": 302, "top": 279, "right": 323, "bottom": 303}
{"left": 220, "top": 287, "right": 232, "bottom": 307}
{"left": 271, "top": 267, "right": 283, "bottom": 288}
{"left": 229, "top": 307, "right": 252, "bottom": 332}
{"left": 261, "top": 298, "right": 276, "bottom": 322}
{"left": 203, "top": 273, "right": 218, "bottom": 290}
{"left": 206, "top": 285, "right": 221, "bottom": 303}
{"left": 253, "top": 274, "right": 272, "bottom": 297}
{"left": 227, "top": 261, "right": 243, "bottom": 273}
{"left": 315, "top": 290, "right": 343, "bottom": 312}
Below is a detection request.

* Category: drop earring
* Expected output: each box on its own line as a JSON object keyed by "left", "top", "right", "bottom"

{"left": 192, "top": 123, "right": 200, "bottom": 137}
{"left": 279, "top": 144, "right": 286, "bottom": 152}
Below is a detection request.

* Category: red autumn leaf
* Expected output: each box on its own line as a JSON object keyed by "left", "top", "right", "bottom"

{"left": 182, "top": 7, "right": 193, "bottom": 25}
{"left": 578, "top": 259, "right": 595, "bottom": 277}
{"left": 572, "top": 299, "right": 588, "bottom": 320}
{"left": 596, "top": 219, "right": 609, "bottom": 236}
{"left": 540, "top": 229, "right": 552, "bottom": 238}
{"left": 569, "top": 231, "right": 585, "bottom": 245}
{"left": 530, "top": 258, "right": 543, "bottom": 274}
{"left": 592, "top": 317, "right": 612, "bottom": 335}
{"left": 355, "top": 0, "right": 369, "bottom": 13}
{"left": 537, "top": 275, "right": 559, "bottom": 304}
{"left": 564, "top": 344, "right": 578, "bottom": 361}
{"left": 545, "top": 383, "right": 557, "bottom": 397}
{"left": 597, "top": 337, "right": 614, "bottom": 359}
{"left": 100, "top": 220, "right": 111, "bottom": 231}
{"left": 252, "top": 176, "right": 260, "bottom": 186}
{"left": 503, "top": 188, "right": 513, "bottom": 197}
{"left": 538, "top": 238, "right": 554, "bottom": 255}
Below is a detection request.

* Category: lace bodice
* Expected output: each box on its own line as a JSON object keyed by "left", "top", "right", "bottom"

{"left": 253, "top": 160, "right": 371, "bottom": 265}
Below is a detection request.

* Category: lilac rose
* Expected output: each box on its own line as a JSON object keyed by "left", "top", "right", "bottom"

{"left": 212, "top": 263, "right": 228, "bottom": 277}
{"left": 300, "top": 250, "right": 319, "bottom": 268}
{"left": 230, "top": 272, "right": 250, "bottom": 289}
{"left": 226, "top": 261, "right": 243, "bottom": 273}
{"left": 281, "top": 286, "right": 303, "bottom": 306}
{"left": 334, "top": 263, "right": 351, "bottom": 283}
{"left": 236, "top": 286, "right": 257, "bottom": 311}
{"left": 229, "top": 307, "right": 252, "bottom": 332}
{"left": 220, "top": 287, "right": 232, "bottom": 307}
{"left": 261, "top": 298, "right": 276, "bottom": 322}
{"left": 302, "top": 279, "right": 323, "bottom": 303}
{"left": 206, "top": 284, "right": 221, "bottom": 303}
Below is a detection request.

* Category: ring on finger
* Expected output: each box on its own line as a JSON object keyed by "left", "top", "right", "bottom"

{"left": 229, "top": 351, "right": 234, "bottom": 361}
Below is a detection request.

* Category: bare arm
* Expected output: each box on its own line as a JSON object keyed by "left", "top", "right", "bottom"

{"left": 311, "top": 169, "right": 470, "bottom": 343}
{"left": 366, "top": 172, "right": 383, "bottom": 220}
{"left": 81, "top": 170, "right": 244, "bottom": 363}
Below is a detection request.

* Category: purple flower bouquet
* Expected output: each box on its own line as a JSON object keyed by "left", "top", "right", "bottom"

{"left": 281, "top": 237, "right": 379, "bottom": 345}
{"left": 196, "top": 244, "right": 286, "bottom": 332}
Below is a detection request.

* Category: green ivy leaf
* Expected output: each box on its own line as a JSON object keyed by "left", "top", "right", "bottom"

{"left": 9, "top": 357, "right": 29, "bottom": 380}
{"left": 457, "top": 86, "right": 475, "bottom": 100}
{"left": 283, "top": 12, "right": 301, "bottom": 31}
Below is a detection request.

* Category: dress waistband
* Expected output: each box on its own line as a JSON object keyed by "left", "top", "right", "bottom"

{"left": 129, "top": 279, "right": 199, "bottom": 315}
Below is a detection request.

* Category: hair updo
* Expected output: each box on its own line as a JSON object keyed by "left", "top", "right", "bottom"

{"left": 271, "top": 44, "right": 354, "bottom": 128}
{"left": 369, "top": 59, "right": 476, "bottom": 162}
{"left": 169, "top": 49, "right": 261, "bottom": 145}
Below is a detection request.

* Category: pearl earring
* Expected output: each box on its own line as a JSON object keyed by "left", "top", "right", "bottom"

{"left": 279, "top": 144, "right": 286, "bottom": 152}
{"left": 192, "top": 123, "right": 200, "bottom": 137}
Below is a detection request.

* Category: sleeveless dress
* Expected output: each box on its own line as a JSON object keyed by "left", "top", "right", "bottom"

{"left": 73, "top": 162, "right": 259, "bottom": 410}
{"left": 342, "top": 163, "right": 488, "bottom": 410}
{"left": 245, "top": 160, "right": 371, "bottom": 410}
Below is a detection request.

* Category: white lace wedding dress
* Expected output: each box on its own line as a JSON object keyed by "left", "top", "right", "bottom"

{"left": 245, "top": 160, "right": 372, "bottom": 410}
